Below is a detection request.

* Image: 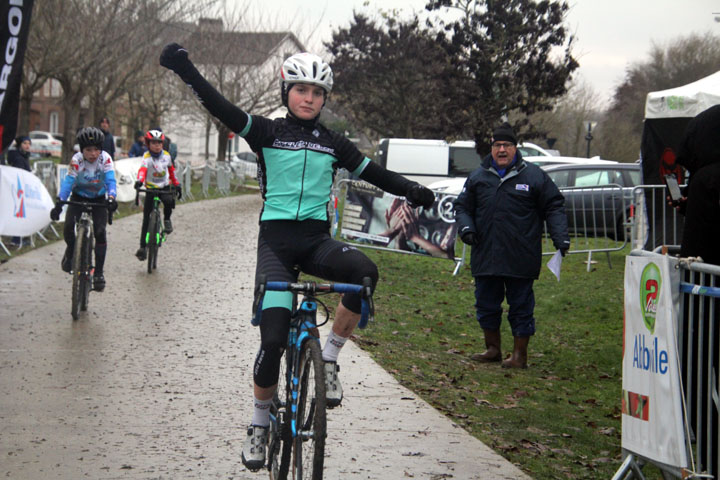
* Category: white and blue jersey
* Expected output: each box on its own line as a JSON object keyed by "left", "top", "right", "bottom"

{"left": 59, "top": 151, "right": 117, "bottom": 201}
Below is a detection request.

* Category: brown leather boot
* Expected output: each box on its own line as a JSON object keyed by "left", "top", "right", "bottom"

{"left": 471, "top": 329, "right": 502, "bottom": 362}
{"left": 502, "top": 336, "right": 529, "bottom": 369}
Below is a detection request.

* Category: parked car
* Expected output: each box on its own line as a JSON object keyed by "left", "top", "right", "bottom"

{"left": 527, "top": 156, "right": 617, "bottom": 168}
{"left": 426, "top": 157, "right": 619, "bottom": 195}
{"left": 29, "top": 130, "right": 63, "bottom": 157}
{"left": 517, "top": 142, "right": 554, "bottom": 158}
{"left": 230, "top": 151, "right": 258, "bottom": 179}
{"left": 541, "top": 162, "right": 642, "bottom": 240}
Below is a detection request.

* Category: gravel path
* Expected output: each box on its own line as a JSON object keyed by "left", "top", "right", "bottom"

{"left": 0, "top": 194, "right": 530, "bottom": 479}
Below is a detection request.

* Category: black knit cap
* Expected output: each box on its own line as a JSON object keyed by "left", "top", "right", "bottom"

{"left": 491, "top": 122, "right": 517, "bottom": 145}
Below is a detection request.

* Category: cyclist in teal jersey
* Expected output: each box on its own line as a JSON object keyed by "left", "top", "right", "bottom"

{"left": 160, "top": 44, "right": 435, "bottom": 471}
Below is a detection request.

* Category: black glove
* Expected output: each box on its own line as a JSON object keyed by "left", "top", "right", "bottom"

{"left": 560, "top": 248, "right": 568, "bottom": 257}
{"left": 406, "top": 183, "right": 435, "bottom": 209}
{"left": 460, "top": 231, "right": 478, "bottom": 245}
{"left": 134, "top": 180, "right": 143, "bottom": 190}
{"left": 176, "top": 185, "right": 182, "bottom": 199}
{"left": 160, "top": 43, "right": 192, "bottom": 75}
{"left": 50, "top": 201, "right": 63, "bottom": 221}
{"left": 107, "top": 197, "right": 118, "bottom": 213}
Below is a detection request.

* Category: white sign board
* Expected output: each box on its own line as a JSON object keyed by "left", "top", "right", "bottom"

{"left": 113, "top": 157, "right": 143, "bottom": 203}
{"left": 622, "top": 255, "right": 687, "bottom": 468}
{"left": 0, "top": 165, "right": 55, "bottom": 236}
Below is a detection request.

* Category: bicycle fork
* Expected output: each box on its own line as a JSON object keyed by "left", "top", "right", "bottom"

{"left": 289, "top": 301, "right": 320, "bottom": 440}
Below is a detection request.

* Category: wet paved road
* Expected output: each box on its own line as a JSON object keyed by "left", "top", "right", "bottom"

{"left": 0, "top": 195, "right": 530, "bottom": 479}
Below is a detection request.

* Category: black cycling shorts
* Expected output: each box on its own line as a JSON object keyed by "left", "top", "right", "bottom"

{"left": 251, "top": 219, "right": 378, "bottom": 388}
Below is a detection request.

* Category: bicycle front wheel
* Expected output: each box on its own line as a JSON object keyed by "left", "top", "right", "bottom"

{"left": 269, "top": 353, "right": 291, "bottom": 480}
{"left": 293, "top": 340, "right": 326, "bottom": 480}
{"left": 80, "top": 234, "right": 93, "bottom": 311}
{"left": 70, "top": 226, "right": 88, "bottom": 320}
{"left": 147, "top": 210, "right": 160, "bottom": 274}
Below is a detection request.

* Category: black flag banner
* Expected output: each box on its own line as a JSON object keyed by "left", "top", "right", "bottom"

{"left": 0, "top": 0, "right": 33, "bottom": 152}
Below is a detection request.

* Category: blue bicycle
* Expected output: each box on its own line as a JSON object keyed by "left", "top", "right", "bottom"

{"left": 252, "top": 276, "right": 374, "bottom": 480}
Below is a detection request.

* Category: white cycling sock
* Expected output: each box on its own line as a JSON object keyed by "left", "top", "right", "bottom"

{"left": 251, "top": 396, "right": 272, "bottom": 427}
{"left": 322, "top": 331, "right": 348, "bottom": 363}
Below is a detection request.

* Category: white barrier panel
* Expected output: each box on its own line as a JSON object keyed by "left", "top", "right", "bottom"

{"left": 340, "top": 181, "right": 458, "bottom": 259}
{"left": 0, "top": 165, "right": 54, "bottom": 236}
{"left": 113, "top": 157, "right": 143, "bottom": 202}
{"left": 622, "top": 255, "right": 687, "bottom": 468}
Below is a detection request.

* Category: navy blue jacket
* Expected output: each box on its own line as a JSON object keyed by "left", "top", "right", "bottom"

{"left": 453, "top": 153, "right": 570, "bottom": 279}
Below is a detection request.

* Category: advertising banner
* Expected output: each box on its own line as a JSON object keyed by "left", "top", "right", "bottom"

{"left": 113, "top": 157, "right": 143, "bottom": 202}
{"left": 340, "top": 180, "right": 458, "bottom": 259}
{"left": 0, "top": 0, "right": 34, "bottom": 152}
{"left": 0, "top": 165, "right": 53, "bottom": 236}
{"left": 622, "top": 255, "right": 687, "bottom": 468}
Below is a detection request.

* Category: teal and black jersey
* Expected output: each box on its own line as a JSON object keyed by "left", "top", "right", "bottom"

{"left": 240, "top": 114, "right": 371, "bottom": 221}
{"left": 173, "top": 59, "right": 415, "bottom": 221}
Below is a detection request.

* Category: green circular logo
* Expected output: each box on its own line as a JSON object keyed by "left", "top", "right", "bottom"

{"left": 639, "top": 262, "right": 662, "bottom": 333}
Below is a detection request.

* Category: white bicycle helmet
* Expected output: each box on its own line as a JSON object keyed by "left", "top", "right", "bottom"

{"left": 280, "top": 52, "right": 333, "bottom": 93}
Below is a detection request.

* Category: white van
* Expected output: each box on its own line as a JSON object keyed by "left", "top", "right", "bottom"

{"left": 375, "top": 138, "right": 480, "bottom": 186}
{"left": 375, "top": 138, "right": 554, "bottom": 186}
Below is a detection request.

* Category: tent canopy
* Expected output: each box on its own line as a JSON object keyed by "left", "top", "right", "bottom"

{"left": 645, "top": 71, "right": 720, "bottom": 119}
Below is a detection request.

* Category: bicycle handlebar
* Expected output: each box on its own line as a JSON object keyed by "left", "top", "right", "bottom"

{"left": 252, "top": 277, "right": 374, "bottom": 329}
{"left": 134, "top": 186, "right": 176, "bottom": 206}
{"left": 58, "top": 199, "right": 114, "bottom": 225}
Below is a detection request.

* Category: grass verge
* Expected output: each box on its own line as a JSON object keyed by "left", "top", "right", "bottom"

{"left": 338, "top": 246, "right": 642, "bottom": 479}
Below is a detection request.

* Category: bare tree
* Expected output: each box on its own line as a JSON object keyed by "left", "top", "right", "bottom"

{"left": 600, "top": 32, "right": 720, "bottom": 162}
{"left": 165, "top": 1, "right": 303, "bottom": 164}
{"left": 27, "top": 0, "right": 214, "bottom": 163}
{"left": 526, "top": 79, "right": 603, "bottom": 157}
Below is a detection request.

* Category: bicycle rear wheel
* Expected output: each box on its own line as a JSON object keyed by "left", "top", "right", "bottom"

{"left": 70, "top": 226, "right": 88, "bottom": 320}
{"left": 293, "top": 340, "right": 326, "bottom": 480}
{"left": 269, "top": 354, "right": 291, "bottom": 480}
{"left": 147, "top": 210, "right": 160, "bottom": 274}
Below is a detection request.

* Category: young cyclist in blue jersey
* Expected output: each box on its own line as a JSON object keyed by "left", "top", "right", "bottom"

{"left": 50, "top": 127, "right": 118, "bottom": 292}
{"left": 160, "top": 44, "right": 435, "bottom": 471}
{"left": 133, "top": 129, "right": 182, "bottom": 261}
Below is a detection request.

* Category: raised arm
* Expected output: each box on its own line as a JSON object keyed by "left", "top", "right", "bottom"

{"left": 159, "top": 43, "right": 249, "bottom": 133}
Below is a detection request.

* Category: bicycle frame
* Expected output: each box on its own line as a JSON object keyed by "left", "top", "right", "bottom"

{"left": 253, "top": 278, "right": 373, "bottom": 479}
{"left": 59, "top": 199, "right": 112, "bottom": 320}
{"left": 135, "top": 187, "right": 174, "bottom": 273}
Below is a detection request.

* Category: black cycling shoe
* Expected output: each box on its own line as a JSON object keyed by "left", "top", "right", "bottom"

{"left": 93, "top": 274, "right": 105, "bottom": 292}
{"left": 164, "top": 219, "right": 173, "bottom": 234}
{"left": 135, "top": 247, "right": 147, "bottom": 261}
{"left": 61, "top": 252, "right": 72, "bottom": 273}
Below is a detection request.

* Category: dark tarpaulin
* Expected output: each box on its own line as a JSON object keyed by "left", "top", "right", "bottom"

{"left": 639, "top": 117, "right": 689, "bottom": 250}
{"left": 0, "top": 1, "right": 34, "bottom": 153}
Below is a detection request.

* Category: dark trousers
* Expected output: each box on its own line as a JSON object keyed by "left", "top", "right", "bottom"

{"left": 474, "top": 275, "right": 535, "bottom": 337}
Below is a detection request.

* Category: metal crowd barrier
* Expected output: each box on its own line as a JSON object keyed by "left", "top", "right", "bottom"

{"left": 541, "top": 184, "right": 629, "bottom": 271}
{"left": 630, "top": 184, "right": 684, "bottom": 252}
{"left": 616, "top": 249, "right": 720, "bottom": 479}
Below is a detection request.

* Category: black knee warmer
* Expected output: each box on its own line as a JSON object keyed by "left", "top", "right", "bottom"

{"left": 340, "top": 258, "right": 378, "bottom": 314}
{"left": 253, "top": 307, "right": 290, "bottom": 388}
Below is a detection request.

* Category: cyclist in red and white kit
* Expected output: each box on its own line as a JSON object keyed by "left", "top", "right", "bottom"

{"left": 133, "top": 129, "right": 181, "bottom": 261}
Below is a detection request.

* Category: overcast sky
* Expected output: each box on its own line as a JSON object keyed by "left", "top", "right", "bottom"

{"left": 240, "top": 0, "right": 720, "bottom": 103}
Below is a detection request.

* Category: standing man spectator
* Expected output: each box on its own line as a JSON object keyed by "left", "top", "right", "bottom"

{"left": 454, "top": 123, "right": 570, "bottom": 369}
{"left": 99, "top": 117, "right": 116, "bottom": 160}
{"left": 7, "top": 135, "right": 32, "bottom": 171}
{"left": 127, "top": 130, "right": 147, "bottom": 158}
{"left": 6, "top": 135, "right": 33, "bottom": 246}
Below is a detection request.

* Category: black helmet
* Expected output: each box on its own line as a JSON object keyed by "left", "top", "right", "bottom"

{"left": 76, "top": 126, "right": 105, "bottom": 150}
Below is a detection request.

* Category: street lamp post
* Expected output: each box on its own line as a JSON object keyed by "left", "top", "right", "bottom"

{"left": 584, "top": 121, "right": 597, "bottom": 158}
